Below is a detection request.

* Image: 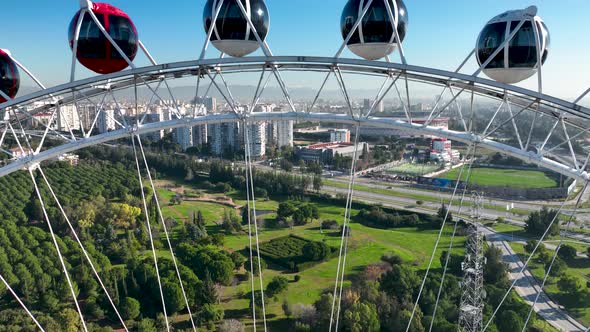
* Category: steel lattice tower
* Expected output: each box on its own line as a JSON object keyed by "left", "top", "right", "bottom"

{"left": 459, "top": 194, "right": 486, "bottom": 332}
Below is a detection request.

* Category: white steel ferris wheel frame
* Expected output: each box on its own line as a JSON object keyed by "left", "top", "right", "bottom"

{"left": 0, "top": 55, "right": 589, "bottom": 181}
{"left": 1, "top": 1, "right": 590, "bottom": 332}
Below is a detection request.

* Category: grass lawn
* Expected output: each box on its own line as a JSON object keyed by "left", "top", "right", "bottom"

{"left": 441, "top": 167, "right": 558, "bottom": 189}
{"left": 153, "top": 180, "right": 466, "bottom": 328}
{"left": 511, "top": 242, "right": 590, "bottom": 326}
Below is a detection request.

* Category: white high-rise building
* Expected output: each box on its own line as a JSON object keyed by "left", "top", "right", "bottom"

{"left": 143, "top": 112, "right": 165, "bottom": 141}
{"left": 97, "top": 109, "right": 116, "bottom": 134}
{"left": 195, "top": 97, "right": 216, "bottom": 113}
{"left": 56, "top": 105, "right": 81, "bottom": 132}
{"left": 173, "top": 126, "right": 193, "bottom": 151}
{"left": 275, "top": 120, "right": 293, "bottom": 147}
{"left": 246, "top": 122, "right": 266, "bottom": 158}
{"left": 209, "top": 122, "right": 238, "bottom": 156}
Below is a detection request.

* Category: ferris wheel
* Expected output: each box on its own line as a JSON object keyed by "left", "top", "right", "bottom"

{"left": 1, "top": 0, "right": 589, "bottom": 331}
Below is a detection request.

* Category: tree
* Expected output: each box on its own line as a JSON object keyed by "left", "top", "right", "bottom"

{"left": 342, "top": 302, "right": 380, "bottom": 332}
{"left": 266, "top": 276, "right": 289, "bottom": 298}
{"left": 557, "top": 275, "right": 582, "bottom": 295}
{"left": 379, "top": 264, "right": 420, "bottom": 300}
{"left": 557, "top": 244, "right": 577, "bottom": 260}
{"left": 313, "top": 175, "right": 323, "bottom": 193}
{"left": 121, "top": 297, "right": 141, "bottom": 321}
{"left": 230, "top": 251, "right": 246, "bottom": 270}
{"left": 103, "top": 203, "right": 141, "bottom": 229}
{"left": 135, "top": 318, "right": 157, "bottom": 332}
{"left": 524, "top": 240, "right": 540, "bottom": 254}
{"left": 302, "top": 241, "right": 330, "bottom": 261}
{"left": 546, "top": 257, "right": 566, "bottom": 277}
{"left": 245, "top": 256, "right": 267, "bottom": 276}
{"left": 484, "top": 245, "right": 508, "bottom": 285}
{"left": 524, "top": 206, "right": 560, "bottom": 236}
{"left": 280, "top": 159, "right": 294, "bottom": 172}
{"left": 57, "top": 308, "right": 83, "bottom": 332}
{"left": 163, "top": 281, "right": 186, "bottom": 314}
{"left": 437, "top": 203, "right": 452, "bottom": 223}
{"left": 497, "top": 310, "right": 524, "bottom": 332}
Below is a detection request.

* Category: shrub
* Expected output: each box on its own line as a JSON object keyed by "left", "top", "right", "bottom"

{"left": 558, "top": 244, "right": 577, "bottom": 260}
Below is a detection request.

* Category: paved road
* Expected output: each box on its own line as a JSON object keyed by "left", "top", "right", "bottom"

{"left": 322, "top": 184, "right": 590, "bottom": 244}
{"left": 483, "top": 228, "right": 587, "bottom": 332}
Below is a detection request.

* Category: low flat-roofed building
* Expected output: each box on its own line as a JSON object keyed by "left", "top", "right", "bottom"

{"left": 297, "top": 142, "right": 368, "bottom": 164}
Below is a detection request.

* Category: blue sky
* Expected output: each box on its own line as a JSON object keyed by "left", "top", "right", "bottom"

{"left": 3, "top": 0, "right": 590, "bottom": 100}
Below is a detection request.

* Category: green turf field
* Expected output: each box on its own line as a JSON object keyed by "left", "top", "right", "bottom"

{"left": 440, "top": 167, "right": 558, "bottom": 188}
{"left": 386, "top": 163, "right": 442, "bottom": 176}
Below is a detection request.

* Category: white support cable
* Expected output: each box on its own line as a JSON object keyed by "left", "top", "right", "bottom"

{"left": 250, "top": 67, "right": 267, "bottom": 110}
{"left": 574, "top": 88, "right": 590, "bottom": 105}
{"left": 482, "top": 197, "right": 570, "bottom": 331}
{"left": 87, "top": 92, "right": 109, "bottom": 137}
{"left": 539, "top": 117, "right": 560, "bottom": 153}
{"left": 35, "top": 107, "right": 61, "bottom": 154}
{"left": 199, "top": 0, "right": 225, "bottom": 60}
{"left": 243, "top": 120, "right": 268, "bottom": 331}
{"left": 364, "top": 75, "right": 390, "bottom": 118}
{"left": 382, "top": 0, "right": 406, "bottom": 65}
{"left": 233, "top": 0, "right": 297, "bottom": 114}
{"left": 108, "top": 91, "right": 129, "bottom": 128}
{"left": 243, "top": 138, "right": 259, "bottom": 331}
{"left": 332, "top": 125, "right": 362, "bottom": 332}
{"left": 428, "top": 145, "right": 478, "bottom": 332}
{"left": 545, "top": 123, "right": 590, "bottom": 156}
{"left": 335, "top": 0, "right": 375, "bottom": 58}
{"left": 521, "top": 181, "right": 588, "bottom": 331}
{"left": 364, "top": 73, "right": 402, "bottom": 119}
{"left": 334, "top": 67, "right": 356, "bottom": 119}
{"left": 28, "top": 169, "right": 88, "bottom": 332}
{"left": 447, "top": 86, "right": 469, "bottom": 132}
{"left": 130, "top": 135, "right": 170, "bottom": 332}
{"left": 138, "top": 40, "right": 182, "bottom": 120}
{"left": 482, "top": 100, "right": 537, "bottom": 141}
{"left": 204, "top": 71, "right": 241, "bottom": 116}
{"left": 428, "top": 48, "right": 475, "bottom": 127}
{"left": 70, "top": 9, "right": 86, "bottom": 83}
{"left": 524, "top": 107, "right": 539, "bottom": 151}
{"left": 0, "top": 272, "right": 45, "bottom": 331}
{"left": 531, "top": 17, "right": 543, "bottom": 95}
{"left": 561, "top": 118, "right": 580, "bottom": 171}
{"left": 405, "top": 147, "right": 479, "bottom": 332}
{"left": 139, "top": 80, "right": 164, "bottom": 125}
{"left": 135, "top": 137, "right": 197, "bottom": 332}
{"left": 394, "top": 82, "right": 412, "bottom": 124}
{"left": 217, "top": 70, "right": 238, "bottom": 107}
{"left": 505, "top": 98, "right": 525, "bottom": 150}
{"left": 37, "top": 167, "right": 129, "bottom": 331}
{"left": 308, "top": 68, "right": 334, "bottom": 113}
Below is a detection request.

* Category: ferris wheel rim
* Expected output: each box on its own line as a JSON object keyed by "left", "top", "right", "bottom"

{"left": 1, "top": 56, "right": 588, "bottom": 118}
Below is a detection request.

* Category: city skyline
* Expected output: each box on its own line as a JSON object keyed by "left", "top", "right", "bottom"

{"left": 3, "top": 0, "right": 590, "bottom": 102}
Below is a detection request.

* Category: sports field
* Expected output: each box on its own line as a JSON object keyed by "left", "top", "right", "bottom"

{"left": 386, "top": 163, "right": 442, "bottom": 176}
{"left": 440, "top": 167, "right": 558, "bottom": 188}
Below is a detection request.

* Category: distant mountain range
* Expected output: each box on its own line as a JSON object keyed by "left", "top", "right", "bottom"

{"left": 19, "top": 84, "right": 439, "bottom": 105}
